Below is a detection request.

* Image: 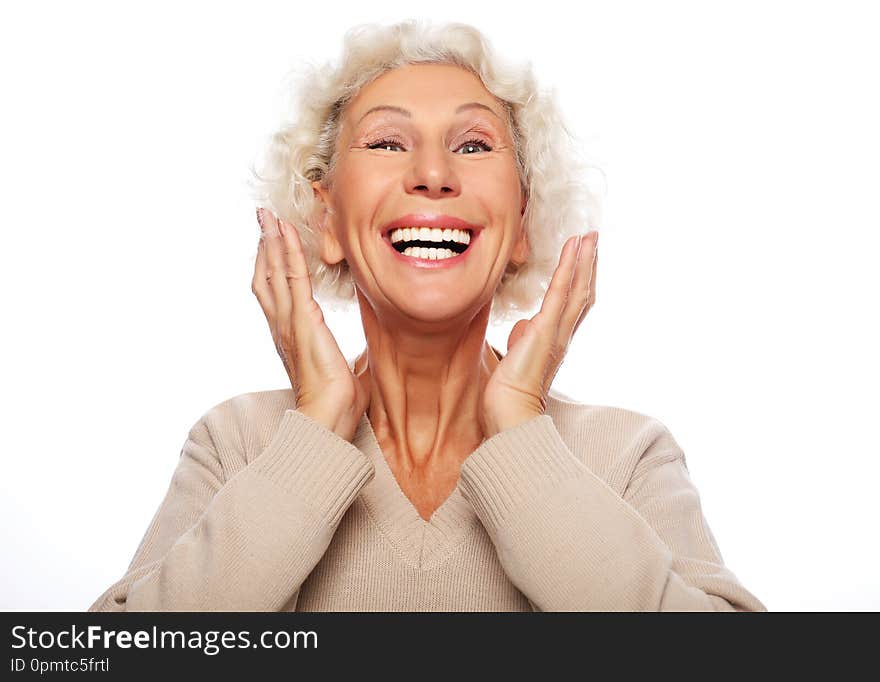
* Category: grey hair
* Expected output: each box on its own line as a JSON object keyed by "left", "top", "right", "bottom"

{"left": 248, "top": 19, "right": 604, "bottom": 325}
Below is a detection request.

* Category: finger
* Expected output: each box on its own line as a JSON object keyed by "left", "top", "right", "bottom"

{"left": 536, "top": 234, "right": 581, "bottom": 327}
{"left": 560, "top": 231, "right": 598, "bottom": 338}
{"left": 510, "top": 235, "right": 578, "bottom": 397}
{"left": 278, "top": 214, "right": 335, "bottom": 380}
{"left": 277, "top": 214, "right": 317, "bottom": 314}
{"left": 506, "top": 318, "right": 530, "bottom": 354}
{"left": 575, "top": 238, "right": 598, "bottom": 330}
{"left": 263, "top": 210, "right": 293, "bottom": 342}
{"left": 588, "top": 238, "right": 597, "bottom": 305}
{"left": 252, "top": 233, "right": 276, "bottom": 320}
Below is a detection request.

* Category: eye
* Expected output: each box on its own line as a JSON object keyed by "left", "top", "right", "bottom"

{"left": 366, "top": 137, "right": 405, "bottom": 152}
{"left": 364, "top": 136, "right": 494, "bottom": 154}
{"left": 455, "top": 137, "right": 493, "bottom": 154}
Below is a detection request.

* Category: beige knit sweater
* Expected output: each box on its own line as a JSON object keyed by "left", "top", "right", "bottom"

{"left": 88, "top": 362, "right": 766, "bottom": 612}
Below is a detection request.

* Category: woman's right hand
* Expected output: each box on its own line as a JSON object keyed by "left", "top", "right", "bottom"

{"left": 252, "top": 208, "right": 369, "bottom": 443}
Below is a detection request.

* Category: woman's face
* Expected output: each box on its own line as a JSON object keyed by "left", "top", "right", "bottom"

{"left": 313, "top": 63, "right": 528, "bottom": 323}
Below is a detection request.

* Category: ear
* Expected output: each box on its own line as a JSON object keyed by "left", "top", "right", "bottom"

{"left": 312, "top": 180, "right": 345, "bottom": 266}
{"left": 509, "top": 193, "right": 530, "bottom": 267}
{"left": 510, "top": 224, "right": 530, "bottom": 267}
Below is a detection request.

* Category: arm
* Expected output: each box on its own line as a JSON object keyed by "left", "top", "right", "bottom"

{"left": 87, "top": 407, "right": 374, "bottom": 612}
{"left": 458, "top": 414, "right": 766, "bottom": 612}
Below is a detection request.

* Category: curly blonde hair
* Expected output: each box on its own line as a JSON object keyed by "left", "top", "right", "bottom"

{"left": 248, "top": 19, "right": 603, "bottom": 325}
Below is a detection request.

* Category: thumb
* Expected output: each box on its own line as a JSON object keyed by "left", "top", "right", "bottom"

{"left": 507, "top": 319, "right": 530, "bottom": 353}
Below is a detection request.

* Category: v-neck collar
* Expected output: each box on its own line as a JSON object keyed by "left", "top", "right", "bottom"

{"left": 351, "top": 410, "right": 481, "bottom": 569}
{"left": 345, "top": 353, "right": 495, "bottom": 569}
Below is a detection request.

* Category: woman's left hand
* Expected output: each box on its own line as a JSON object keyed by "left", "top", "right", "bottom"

{"left": 480, "top": 231, "right": 599, "bottom": 439}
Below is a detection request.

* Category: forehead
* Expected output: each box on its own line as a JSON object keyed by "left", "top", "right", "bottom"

{"left": 344, "top": 63, "right": 503, "bottom": 123}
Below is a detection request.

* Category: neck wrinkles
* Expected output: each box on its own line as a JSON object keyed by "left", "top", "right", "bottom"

{"left": 351, "top": 302, "right": 501, "bottom": 469}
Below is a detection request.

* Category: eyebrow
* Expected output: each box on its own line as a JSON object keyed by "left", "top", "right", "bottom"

{"left": 356, "top": 101, "right": 501, "bottom": 125}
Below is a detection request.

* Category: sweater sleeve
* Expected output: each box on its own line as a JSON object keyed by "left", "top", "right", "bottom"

{"left": 457, "top": 414, "right": 766, "bottom": 612}
{"left": 87, "top": 407, "right": 374, "bottom": 612}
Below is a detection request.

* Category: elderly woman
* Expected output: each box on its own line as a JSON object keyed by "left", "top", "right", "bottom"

{"left": 89, "top": 20, "right": 765, "bottom": 612}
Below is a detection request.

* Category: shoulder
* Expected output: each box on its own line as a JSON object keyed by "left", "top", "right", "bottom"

{"left": 546, "top": 389, "right": 686, "bottom": 495}
{"left": 196, "top": 387, "right": 296, "bottom": 427}
{"left": 186, "top": 387, "right": 297, "bottom": 475}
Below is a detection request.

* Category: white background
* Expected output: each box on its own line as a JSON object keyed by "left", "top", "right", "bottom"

{"left": 2, "top": 0, "right": 877, "bottom": 611}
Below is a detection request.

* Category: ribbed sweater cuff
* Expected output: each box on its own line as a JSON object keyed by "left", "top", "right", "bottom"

{"left": 459, "top": 414, "right": 588, "bottom": 532}
{"left": 250, "top": 408, "right": 375, "bottom": 527}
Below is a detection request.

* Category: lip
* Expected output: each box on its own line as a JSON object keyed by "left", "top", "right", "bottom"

{"left": 381, "top": 224, "right": 481, "bottom": 269}
{"left": 380, "top": 213, "right": 482, "bottom": 270}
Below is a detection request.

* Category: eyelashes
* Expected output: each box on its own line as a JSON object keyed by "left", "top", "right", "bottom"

{"left": 365, "top": 136, "right": 494, "bottom": 153}
{"left": 456, "top": 138, "right": 494, "bottom": 154}
{"left": 364, "top": 136, "right": 405, "bottom": 151}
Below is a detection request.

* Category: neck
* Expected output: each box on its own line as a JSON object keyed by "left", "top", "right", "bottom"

{"left": 352, "top": 292, "right": 501, "bottom": 469}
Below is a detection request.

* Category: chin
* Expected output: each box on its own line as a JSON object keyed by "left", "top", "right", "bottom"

{"left": 392, "top": 296, "right": 477, "bottom": 323}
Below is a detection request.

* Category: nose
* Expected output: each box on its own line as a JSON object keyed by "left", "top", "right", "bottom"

{"left": 404, "top": 142, "right": 461, "bottom": 198}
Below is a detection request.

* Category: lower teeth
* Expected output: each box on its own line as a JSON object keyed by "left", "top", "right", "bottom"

{"left": 402, "top": 246, "right": 460, "bottom": 260}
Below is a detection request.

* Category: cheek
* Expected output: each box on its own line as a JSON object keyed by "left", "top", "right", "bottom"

{"left": 329, "top": 161, "right": 397, "bottom": 255}
{"left": 336, "top": 159, "right": 400, "bottom": 210}
{"left": 468, "top": 154, "right": 518, "bottom": 186}
{"left": 464, "top": 163, "right": 522, "bottom": 215}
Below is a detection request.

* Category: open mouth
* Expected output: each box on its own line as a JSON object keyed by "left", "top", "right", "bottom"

{"left": 385, "top": 226, "right": 473, "bottom": 261}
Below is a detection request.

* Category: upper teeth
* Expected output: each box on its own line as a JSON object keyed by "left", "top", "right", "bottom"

{"left": 389, "top": 227, "right": 471, "bottom": 245}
